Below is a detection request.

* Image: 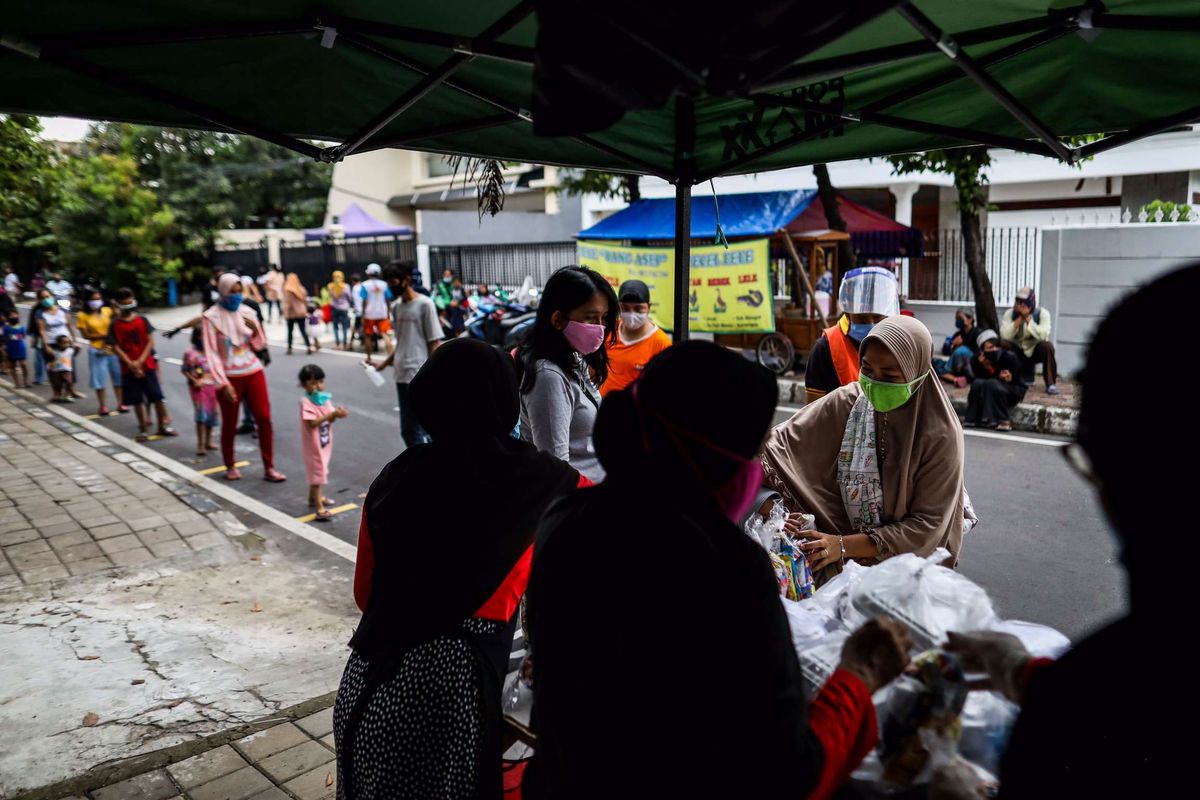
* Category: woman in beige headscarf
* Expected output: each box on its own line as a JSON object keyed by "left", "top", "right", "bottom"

{"left": 283, "top": 272, "right": 317, "bottom": 355}
{"left": 762, "top": 315, "right": 967, "bottom": 587}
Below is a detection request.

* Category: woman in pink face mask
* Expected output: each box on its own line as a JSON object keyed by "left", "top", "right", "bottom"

{"left": 517, "top": 266, "right": 617, "bottom": 482}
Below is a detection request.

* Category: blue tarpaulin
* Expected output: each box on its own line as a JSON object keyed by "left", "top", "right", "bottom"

{"left": 578, "top": 190, "right": 817, "bottom": 241}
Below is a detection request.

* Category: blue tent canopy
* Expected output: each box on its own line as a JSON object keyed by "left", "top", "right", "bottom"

{"left": 578, "top": 190, "right": 817, "bottom": 241}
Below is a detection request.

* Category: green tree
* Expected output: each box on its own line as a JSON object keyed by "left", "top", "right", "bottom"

{"left": 50, "top": 153, "right": 180, "bottom": 302}
{"left": 0, "top": 114, "right": 61, "bottom": 269}
{"left": 886, "top": 146, "right": 998, "bottom": 331}
{"left": 556, "top": 170, "right": 641, "bottom": 204}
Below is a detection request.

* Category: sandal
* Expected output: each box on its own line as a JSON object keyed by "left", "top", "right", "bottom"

{"left": 263, "top": 468, "right": 287, "bottom": 483}
{"left": 308, "top": 496, "right": 335, "bottom": 507}
{"left": 156, "top": 426, "right": 179, "bottom": 437}
{"left": 135, "top": 432, "right": 150, "bottom": 442}
{"left": 996, "top": 422, "right": 1013, "bottom": 432}
{"left": 118, "top": 405, "right": 131, "bottom": 413}
{"left": 224, "top": 467, "right": 243, "bottom": 481}
{"left": 313, "top": 509, "right": 333, "bottom": 522}
{"left": 97, "top": 406, "right": 110, "bottom": 416}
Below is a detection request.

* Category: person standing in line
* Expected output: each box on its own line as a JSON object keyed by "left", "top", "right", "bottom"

{"left": 327, "top": 270, "right": 354, "bottom": 350}
{"left": 964, "top": 329, "right": 1026, "bottom": 432}
{"left": 4, "top": 265, "right": 22, "bottom": 299}
{"left": 283, "top": 272, "right": 315, "bottom": 355}
{"left": 76, "top": 289, "right": 126, "bottom": 415}
{"left": 359, "top": 263, "right": 392, "bottom": 362}
{"left": 46, "top": 272, "right": 74, "bottom": 307}
{"left": 518, "top": 266, "right": 617, "bottom": 483}
{"left": 3, "top": 310, "right": 29, "bottom": 388}
{"left": 374, "top": 265, "right": 442, "bottom": 448}
{"left": 37, "top": 292, "right": 83, "bottom": 398}
{"left": 47, "top": 335, "right": 77, "bottom": 402}
{"left": 27, "top": 288, "right": 51, "bottom": 385}
{"left": 201, "top": 274, "right": 285, "bottom": 482}
{"left": 107, "top": 288, "right": 178, "bottom": 442}
{"left": 1000, "top": 286, "right": 1058, "bottom": 394}
{"left": 240, "top": 274, "right": 264, "bottom": 305}
{"left": 298, "top": 364, "right": 348, "bottom": 521}
{"left": 600, "top": 279, "right": 672, "bottom": 397}
{"left": 349, "top": 272, "right": 364, "bottom": 349}
{"left": 260, "top": 264, "right": 284, "bottom": 322}
{"left": 183, "top": 327, "right": 220, "bottom": 458}
{"left": 804, "top": 266, "right": 900, "bottom": 405}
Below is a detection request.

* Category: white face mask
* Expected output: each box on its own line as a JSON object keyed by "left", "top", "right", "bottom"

{"left": 621, "top": 311, "right": 648, "bottom": 330}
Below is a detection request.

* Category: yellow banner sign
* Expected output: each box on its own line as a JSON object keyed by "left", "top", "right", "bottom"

{"left": 576, "top": 238, "right": 774, "bottom": 333}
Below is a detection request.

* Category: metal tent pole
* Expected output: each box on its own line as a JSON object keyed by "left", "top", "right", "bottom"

{"left": 673, "top": 96, "right": 696, "bottom": 341}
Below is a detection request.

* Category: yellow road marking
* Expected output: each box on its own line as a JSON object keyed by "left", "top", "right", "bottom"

{"left": 295, "top": 503, "right": 358, "bottom": 524}
{"left": 198, "top": 460, "right": 250, "bottom": 476}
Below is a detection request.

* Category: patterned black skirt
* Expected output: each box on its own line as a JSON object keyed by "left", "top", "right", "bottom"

{"left": 334, "top": 617, "right": 507, "bottom": 800}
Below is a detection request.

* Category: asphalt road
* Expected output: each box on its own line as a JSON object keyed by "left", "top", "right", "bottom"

{"left": 17, "top": 322, "right": 1124, "bottom": 643}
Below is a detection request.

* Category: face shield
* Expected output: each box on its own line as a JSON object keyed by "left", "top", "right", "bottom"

{"left": 838, "top": 267, "right": 900, "bottom": 317}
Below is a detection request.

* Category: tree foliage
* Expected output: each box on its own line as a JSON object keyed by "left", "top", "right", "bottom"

{"left": 556, "top": 170, "right": 642, "bottom": 203}
{"left": 49, "top": 154, "right": 180, "bottom": 302}
{"left": 0, "top": 115, "right": 61, "bottom": 266}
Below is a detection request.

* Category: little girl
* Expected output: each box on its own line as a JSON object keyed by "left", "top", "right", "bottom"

{"left": 183, "top": 327, "right": 220, "bottom": 457}
{"left": 299, "top": 364, "right": 348, "bottom": 521}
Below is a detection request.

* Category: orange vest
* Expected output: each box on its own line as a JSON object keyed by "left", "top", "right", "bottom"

{"left": 824, "top": 323, "right": 860, "bottom": 386}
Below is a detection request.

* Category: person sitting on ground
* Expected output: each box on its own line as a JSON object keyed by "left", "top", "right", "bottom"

{"left": 600, "top": 279, "right": 672, "bottom": 397}
{"left": 936, "top": 307, "right": 980, "bottom": 388}
{"left": 941, "top": 262, "right": 1195, "bottom": 798}
{"left": 524, "top": 342, "right": 912, "bottom": 800}
{"left": 964, "top": 329, "right": 1025, "bottom": 431}
{"left": 1000, "top": 286, "right": 1058, "bottom": 394}
{"left": 336, "top": 338, "right": 587, "bottom": 800}
{"left": 107, "top": 288, "right": 178, "bottom": 441}
{"left": 762, "top": 316, "right": 968, "bottom": 587}
{"left": 804, "top": 266, "right": 900, "bottom": 404}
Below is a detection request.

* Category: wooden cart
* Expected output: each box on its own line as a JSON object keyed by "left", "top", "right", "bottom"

{"left": 716, "top": 229, "right": 850, "bottom": 374}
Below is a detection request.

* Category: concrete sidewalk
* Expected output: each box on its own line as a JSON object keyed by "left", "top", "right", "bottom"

{"left": 0, "top": 389, "right": 358, "bottom": 800}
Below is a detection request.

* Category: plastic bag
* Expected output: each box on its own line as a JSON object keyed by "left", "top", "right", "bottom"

{"left": 745, "top": 501, "right": 814, "bottom": 601}
{"left": 744, "top": 497, "right": 788, "bottom": 551}
{"left": 958, "top": 690, "right": 1018, "bottom": 777}
{"left": 809, "top": 559, "right": 869, "bottom": 629}
{"left": 362, "top": 361, "right": 386, "bottom": 388}
{"left": 878, "top": 650, "right": 969, "bottom": 787}
{"left": 851, "top": 548, "right": 997, "bottom": 651}
{"left": 781, "top": 596, "right": 840, "bottom": 651}
{"left": 987, "top": 619, "right": 1071, "bottom": 660}
{"left": 798, "top": 630, "right": 849, "bottom": 698}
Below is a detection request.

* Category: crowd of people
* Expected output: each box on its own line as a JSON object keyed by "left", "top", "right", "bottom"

{"left": 0, "top": 254, "right": 1174, "bottom": 797}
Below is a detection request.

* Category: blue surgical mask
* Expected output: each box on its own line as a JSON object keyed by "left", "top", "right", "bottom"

{"left": 219, "top": 294, "right": 243, "bottom": 312}
{"left": 307, "top": 390, "right": 331, "bottom": 406}
{"left": 848, "top": 322, "right": 875, "bottom": 341}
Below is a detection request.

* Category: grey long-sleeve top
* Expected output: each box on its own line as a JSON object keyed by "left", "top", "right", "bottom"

{"left": 520, "top": 356, "right": 605, "bottom": 482}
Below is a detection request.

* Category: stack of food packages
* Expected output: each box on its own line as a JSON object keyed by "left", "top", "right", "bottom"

{"left": 745, "top": 499, "right": 814, "bottom": 601}
{"left": 745, "top": 504, "right": 1070, "bottom": 790}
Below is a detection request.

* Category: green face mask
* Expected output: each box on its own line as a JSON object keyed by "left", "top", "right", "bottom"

{"left": 859, "top": 371, "right": 929, "bottom": 413}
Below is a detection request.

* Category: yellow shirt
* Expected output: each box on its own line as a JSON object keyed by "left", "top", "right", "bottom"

{"left": 601, "top": 324, "right": 672, "bottom": 396}
{"left": 77, "top": 307, "right": 115, "bottom": 352}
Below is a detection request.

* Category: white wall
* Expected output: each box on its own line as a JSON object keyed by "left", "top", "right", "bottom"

{"left": 1041, "top": 223, "right": 1200, "bottom": 376}
{"left": 326, "top": 149, "right": 416, "bottom": 229}
{"left": 908, "top": 301, "right": 964, "bottom": 352}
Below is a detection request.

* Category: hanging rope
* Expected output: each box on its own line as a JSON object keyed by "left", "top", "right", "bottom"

{"left": 710, "top": 180, "right": 729, "bottom": 249}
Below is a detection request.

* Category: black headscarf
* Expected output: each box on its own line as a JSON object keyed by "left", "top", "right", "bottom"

{"left": 350, "top": 339, "right": 580, "bottom": 659}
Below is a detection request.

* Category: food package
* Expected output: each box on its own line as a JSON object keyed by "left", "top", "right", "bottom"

{"left": 798, "top": 630, "right": 849, "bottom": 699}
{"left": 809, "top": 559, "right": 869, "bottom": 629}
{"left": 987, "top": 619, "right": 1071, "bottom": 660}
{"left": 745, "top": 501, "right": 814, "bottom": 601}
{"left": 878, "top": 650, "right": 969, "bottom": 787}
{"left": 850, "top": 548, "right": 997, "bottom": 651}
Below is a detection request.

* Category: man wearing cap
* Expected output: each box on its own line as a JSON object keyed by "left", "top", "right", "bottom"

{"left": 600, "top": 279, "right": 672, "bottom": 397}
{"left": 1000, "top": 286, "right": 1058, "bottom": 394}
{"left": 358, "top": 263, "right": 393, "bottom": 362}
{"left": 804, "top": 266, "right": 899, "bottom": 404}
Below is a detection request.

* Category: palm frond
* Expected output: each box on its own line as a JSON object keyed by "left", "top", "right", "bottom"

{"left": 444, "top": 156, "right": 507, "bottom": 221}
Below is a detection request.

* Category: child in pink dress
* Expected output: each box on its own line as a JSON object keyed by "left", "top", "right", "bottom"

{"left": 298, "top": 364, "right": 348, "bottom": 520}
{"left": 183, "top": 328, "right": 220, "bottom": 457}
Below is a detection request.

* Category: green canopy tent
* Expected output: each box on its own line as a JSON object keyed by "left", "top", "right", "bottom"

{"left": 3, "top": 0, "right": 1199, "bottom": 337}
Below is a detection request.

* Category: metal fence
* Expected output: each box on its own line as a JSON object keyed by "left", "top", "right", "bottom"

{"left": 429, "top": 241, "right": 579, "bottom": 291}
{"left": 907, "top": 227, "right": 1040, "bottom": 305}
{"left": 214, "top": 242, "right": 268, "bottom": 273}
{"left": 279, "top": 235, "right": 417, "bottom": 290}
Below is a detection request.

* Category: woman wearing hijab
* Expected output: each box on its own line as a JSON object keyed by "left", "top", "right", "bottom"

{"left": 524, "top": 342, "right": 911, "bottom": 800}
{"left": 965, "top": 328, "right": 1026, "bottom": 431}
{"left": 283, "top": 272, "right": 315, "bottom": 355}
{"left": 518, "top": 266, "right": 617, "bottom": 483}
{"left": 336, "top": 339, "right": 585, "bottom": 800}
{"left": 762, "top": 316, "right": 966, "bottom": 585}
{"left": 327, "top": 270, "right": 354, "bottom": 350}
{"left": 202, "top": 274, "right": 285, "bottom": 482}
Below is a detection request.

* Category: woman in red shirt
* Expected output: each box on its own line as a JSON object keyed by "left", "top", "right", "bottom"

{"left": 337, "top": 339, "right": 584, "bottom": 800}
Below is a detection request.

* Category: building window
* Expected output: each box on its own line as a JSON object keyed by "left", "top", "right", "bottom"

{"left": 425, "top": 154, "right": 456, "bottom": 179}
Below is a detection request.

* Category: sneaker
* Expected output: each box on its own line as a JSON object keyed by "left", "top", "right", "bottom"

{"left": 236, "top": 423, "right": 256, "bottom": 435}
{"left": 1046, "top": 384, "right": 1061, "bottom": 395}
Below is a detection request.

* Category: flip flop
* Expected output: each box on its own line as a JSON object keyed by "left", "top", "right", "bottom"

{"left": 135, "top": 432, "right": 150, "bottom": 442}
{"left": 263, "top": 469, "right": 287, "bottom": 483}
{"left": 156, "top": 427, "right": 179, "bottom": 437}
{"left": 313, "top": 509, "right": 333, "bottom": 522}
{"left": 224, "top": 468, "right": 243, "bottom": 481}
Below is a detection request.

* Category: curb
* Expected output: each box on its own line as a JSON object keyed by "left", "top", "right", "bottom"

{"left": 774, "top": 379, "right": 1078, "bottom": 436}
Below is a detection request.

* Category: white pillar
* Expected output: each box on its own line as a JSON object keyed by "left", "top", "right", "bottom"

{"left": 890, "top": 182, "right": 920, "bottom": 226}
{"left": 416, "top": 244, "right": 432, "bottom": 289}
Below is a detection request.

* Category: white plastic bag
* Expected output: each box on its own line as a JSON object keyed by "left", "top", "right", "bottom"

{"left": 810, "top": 559, "right": 869, "bottom": 629}
{"left": 987, "top": 619, "right": 1071, "bottom": 660}
{"left": 798, "top": 630, "right": 848, "bottom": 698}
{"left": 363, "top": 361, "right": 386, "bottom": 388}
{"left": 850, "top": 548, "right": 997, "bottom": 651}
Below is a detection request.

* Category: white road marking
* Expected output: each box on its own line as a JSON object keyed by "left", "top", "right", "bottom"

{"left": 161, "top": 356, "right": 184, "bottom": 366}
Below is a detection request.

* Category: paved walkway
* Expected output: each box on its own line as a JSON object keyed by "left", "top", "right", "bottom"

{"left": 0, "top": 389, "right": 358, "bottom": 800}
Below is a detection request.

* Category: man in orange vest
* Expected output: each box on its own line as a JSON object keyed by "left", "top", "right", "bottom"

{"left": 804, "top": 266, "right": 900, "bottom": 404}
